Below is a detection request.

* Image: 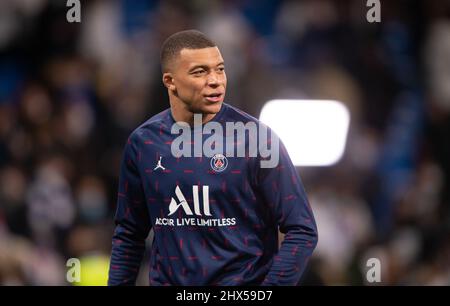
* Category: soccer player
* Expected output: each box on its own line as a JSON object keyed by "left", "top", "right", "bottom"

{"left": 108, "top": 30, "right": 318, "bottom": 286}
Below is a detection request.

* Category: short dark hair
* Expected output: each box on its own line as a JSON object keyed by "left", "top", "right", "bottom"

{"left": 160, "top": 30, "right": 216, "bottom": 72}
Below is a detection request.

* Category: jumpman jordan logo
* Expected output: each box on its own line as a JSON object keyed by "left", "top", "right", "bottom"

{"left": 154, "top": 156, "right": 166, "bottom": 171}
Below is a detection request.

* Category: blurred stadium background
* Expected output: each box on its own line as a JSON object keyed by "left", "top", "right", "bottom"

{"left": 1, "top": 0, "right": 450, "bottom": 285}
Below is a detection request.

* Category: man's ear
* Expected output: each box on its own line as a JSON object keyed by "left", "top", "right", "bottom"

{"left": 162, "top": 73, "right": 176, "bottom": 91}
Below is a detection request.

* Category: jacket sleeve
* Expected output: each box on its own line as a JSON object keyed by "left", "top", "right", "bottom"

{"left": 258, "top": 136, "right": 318, "bottom": 286}
{"left": 108, "top": 133, "right": 151, "bottom": 285}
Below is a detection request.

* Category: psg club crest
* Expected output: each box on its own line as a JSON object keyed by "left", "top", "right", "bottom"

{"left": 210, "top": 154, "right": 228, "bottom": 172}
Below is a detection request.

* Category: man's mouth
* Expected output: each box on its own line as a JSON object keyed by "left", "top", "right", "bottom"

{"left": 204, "top": 93, "right": 223, "bottom": 103}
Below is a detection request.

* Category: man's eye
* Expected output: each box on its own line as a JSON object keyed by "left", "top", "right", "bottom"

{"left": 218, "top": 67, "right": 225, "bottom": 72}
{"left": 193, "top": 70, "right": 205, "bottom": 75}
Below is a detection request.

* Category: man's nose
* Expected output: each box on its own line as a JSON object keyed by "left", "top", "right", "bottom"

{"left": 207, "top": 73, "right": 221, "bottom": 86}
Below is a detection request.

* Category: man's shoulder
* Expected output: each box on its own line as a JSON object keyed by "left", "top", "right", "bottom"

{"left": 128, "top": 108, "right": 171, "bottom": 142}
{"left": 223, "top": 103, "right": 260, "bottom": 124}
{"left": 223, "top": 103, "right": 274, "bottom": 134}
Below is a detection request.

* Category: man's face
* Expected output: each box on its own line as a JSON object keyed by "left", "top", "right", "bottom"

{"left": 168, "top": 47, "right": 227, "bottom": 115}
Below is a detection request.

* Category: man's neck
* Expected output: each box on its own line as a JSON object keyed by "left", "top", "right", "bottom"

{"left": 170, "top": 100, "right": 218, "bottom": 125}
